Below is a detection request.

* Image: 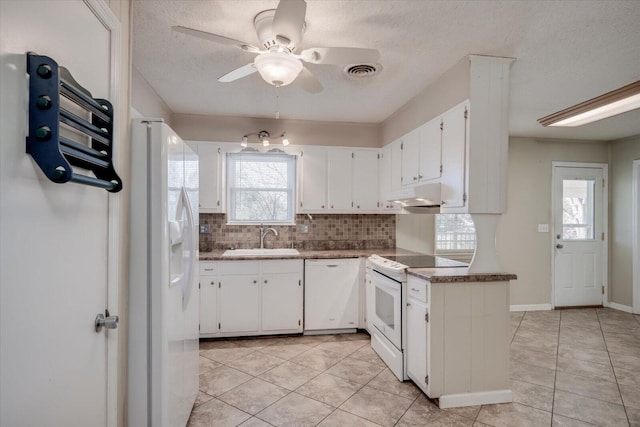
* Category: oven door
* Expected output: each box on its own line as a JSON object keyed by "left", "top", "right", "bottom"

{"left": 370, "top": 269, "right": 402, "bottom": 349}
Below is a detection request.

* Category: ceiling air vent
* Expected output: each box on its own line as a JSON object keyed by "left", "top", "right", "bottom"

{"left": 344, "top": 63, "right": 381, "bottom": 78}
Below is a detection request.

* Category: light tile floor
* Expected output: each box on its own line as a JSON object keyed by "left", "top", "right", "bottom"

{"left": 190, "top": 308, "right": 640, "bottom": 426}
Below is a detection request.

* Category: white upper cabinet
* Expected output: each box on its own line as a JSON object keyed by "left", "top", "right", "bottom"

{"left": 379, "top": 141, "right": 402, "bottom": 211}
{"left": 353, "top": 149, "right": 379, "bottom": 211}
{"left": 189, "top": 142, "right": 222, "bottom": 213}
{"left": 440, "top": 101, "right": 469, "bottom": 209}
{"left": 327, "top": 149, "right": 353, "bottom": 211}
{"left": 401, "top": 122, "right": 442, "bottom": 188}
{"left": 419, "top": 119, "right": 442, "bottom": 183}
{"left": 299, "top": 146, "right": 328, "bottom": 212}
{"left": 401, "top": 127, "right": 421, "bottom": 186}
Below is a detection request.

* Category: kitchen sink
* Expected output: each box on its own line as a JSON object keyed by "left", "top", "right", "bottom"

{"left": 222, "top": 248, "right": 300, "bottom": 257}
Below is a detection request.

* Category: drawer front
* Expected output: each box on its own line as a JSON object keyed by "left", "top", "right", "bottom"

{"left": 219, "top": 260, "right": 260, "bottom": 275}
{"left": 261, "top": 259, "right": 303, "bottom": 274}
{"left": 407, "top": 275, "right": 428, "bottom": 303}
{"left": 199, "top": 262, "right": 218, "bottom": 275}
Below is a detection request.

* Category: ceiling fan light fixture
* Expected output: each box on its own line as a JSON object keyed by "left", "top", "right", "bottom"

{"left": 538, "top": 80, "right": 640, "bottom": 127}
{"left": 254, "top": 51, "right": 303, "bottom": 87}
{"left": 281, "top": 133, "right": 290, "bottom": 146}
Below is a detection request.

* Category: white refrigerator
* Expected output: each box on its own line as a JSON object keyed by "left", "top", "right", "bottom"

{"left": 129, "top": 119, "right": 199, "bottom": 427}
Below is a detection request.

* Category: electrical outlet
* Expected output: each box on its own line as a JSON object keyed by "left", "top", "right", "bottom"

{"left": 537, "top": 224, "right": 549, "bottom": 233}
{"left": 298, "top": 224, "right": 309, "bottom": 234}
{"left": 200, "top": 224, "right": 210, "bottom": 234}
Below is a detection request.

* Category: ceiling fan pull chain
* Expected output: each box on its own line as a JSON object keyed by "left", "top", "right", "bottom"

{"left": 275, "top": 86, "right": 280, "bottom": 120}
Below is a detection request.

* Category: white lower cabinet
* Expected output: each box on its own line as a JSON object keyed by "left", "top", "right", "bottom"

{"left": 201, "top": 259, "right": 303, "bottom": 337}
{"left": 405, "top": 276, "right": 430, "bottom": 394}
{"left": 199, "top": 262, "right": 219, "bottom": 336}
{"left": 405, "top": 273, "right": 512, "bottom": 408}
{"left": 304, "top": 258, "right": 360, "bottom": 331}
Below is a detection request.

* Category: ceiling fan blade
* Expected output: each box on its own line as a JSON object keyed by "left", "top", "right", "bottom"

{"left": 218, "top": 63, "right": 258, "bottom": 83}
{"left": 301, "top": 47, "right": 380, "bottom": 65}
{"left": 172, "top": 26, "right": 261, "bottom": 53}
{"left": 295, "top": 66, "right": 323, "bottom": 93}
{"left": 272, "top": 0, "right": 307, "bottom": 48}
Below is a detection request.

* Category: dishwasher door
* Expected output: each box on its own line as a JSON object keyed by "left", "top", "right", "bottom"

{"left": 304, "top": 258, "right": 360, "bottom": 331}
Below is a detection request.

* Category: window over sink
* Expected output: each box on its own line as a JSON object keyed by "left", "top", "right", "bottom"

{"left": 226, "top": 151, "right": 296, "bottom": 224}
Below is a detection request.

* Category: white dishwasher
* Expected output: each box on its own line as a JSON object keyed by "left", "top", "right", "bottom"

{"left": 304, "top": 258, "right": 360, "bottom": 332}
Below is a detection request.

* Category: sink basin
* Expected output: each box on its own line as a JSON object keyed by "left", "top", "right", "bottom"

{"left": 222, "top": 248, "right": 300, "bottom": 257}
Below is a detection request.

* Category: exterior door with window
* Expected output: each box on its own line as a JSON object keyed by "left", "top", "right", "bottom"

{"left": 553, "top": 164, "right": 606, "bottom": 307}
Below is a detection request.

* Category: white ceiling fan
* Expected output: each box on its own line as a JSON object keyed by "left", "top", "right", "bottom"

{"left": 172, "top": 0, "right": 380, "bottom": 93}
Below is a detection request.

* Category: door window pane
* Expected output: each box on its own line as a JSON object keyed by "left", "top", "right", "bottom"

{"left": 562, "top": 179, "right": 595, "bottom": 240}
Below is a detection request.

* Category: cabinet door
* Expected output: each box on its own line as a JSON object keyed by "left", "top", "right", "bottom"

{"left": 262, "top": 272, "right": 302, "bottom": 331}
{"left": 441, "top": 102, "right": 469, "bottom": 209}
{"left": 219, "top": 275, "right": 260, "bottom": 333}
{"left": 390, "top": 140, "right": 403, "bottom": 194}
{"left": 418, "top": 120, "right": 442, "bottom": 182}
{"left": 379, "top": 145, "right": 391, "bottom": 210}
{"left": 353, "top": 150, "right": 379, "bottom": 211}
{"left": 196, "top": 143, "right": 222, "bottom": 212}
{"left": 406, "top": 297, "right": 428, "bottom": 393}
{"left": 200, "top": 277, "right": 218, "bottom": 334}
{"left": 401, "top": 128, "right": 420, "bottom": 186}
{"left": 299, "top": 146, "right": 328, "bottom": 212}
{"left": 327, "top": 149, "right": 353, "bottom": 210}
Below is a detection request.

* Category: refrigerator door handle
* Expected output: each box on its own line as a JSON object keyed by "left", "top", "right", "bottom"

{"left": 179, "top": 187, "right": 197, "bottom": 307}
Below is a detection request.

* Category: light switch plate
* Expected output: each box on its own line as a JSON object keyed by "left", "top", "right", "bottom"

{"left": 538, "top": 224, "right": 549, "bottom": 233}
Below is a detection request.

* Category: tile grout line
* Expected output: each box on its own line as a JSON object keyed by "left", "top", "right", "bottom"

{"left": 596, "top": 308, "right": 632, "bottom": 427}
{"left": 549, "top": 310, "right": 561, "bottom": 426}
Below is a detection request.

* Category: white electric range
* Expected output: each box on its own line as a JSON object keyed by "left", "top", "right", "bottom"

{"left": 366, "top": 254, "right": 467, "bottom": 380}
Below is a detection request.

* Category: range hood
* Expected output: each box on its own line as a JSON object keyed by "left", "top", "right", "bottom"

{"left": 386, "top": 183, "right": 441, "bottom": 213}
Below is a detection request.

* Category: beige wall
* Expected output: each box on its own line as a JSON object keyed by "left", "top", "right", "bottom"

{"left": 171, "top": 113, "right": 381, "bottom": 148}
{"left": 381, "top": 57, "right": 470, "bottom": 145}
{"left": 132, "top": 67, "right": 173, "bottom": 124}
{"left": 608, "top": 135, "right": 640, "bottom": 307}
{"left": 107, "top": 1, "right": 131, "bottom": 425}
{"left": 497, "top": 138, "right": 609, "bottom": 306}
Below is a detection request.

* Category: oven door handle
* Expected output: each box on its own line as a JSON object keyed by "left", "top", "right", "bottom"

{"left": 371, "top": 271, "right": 403, "bottom": 292}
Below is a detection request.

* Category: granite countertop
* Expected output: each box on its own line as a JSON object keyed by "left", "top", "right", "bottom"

{"left": 199, "top": 247, "right": 421, "bottom": 261}
{"left": 408, "top": 267, "right": 517, "bottom": 283}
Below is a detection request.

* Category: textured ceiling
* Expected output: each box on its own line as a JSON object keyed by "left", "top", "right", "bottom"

{"left": 132, "top": 0, "right": 640, "bottom": 141}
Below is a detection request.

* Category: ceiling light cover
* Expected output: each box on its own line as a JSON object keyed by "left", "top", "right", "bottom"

{"left": 539, "top": 80, "right": 640, "bottom": 127}
{"left": 254, "top": 52, "right": 303, "bottom": 87}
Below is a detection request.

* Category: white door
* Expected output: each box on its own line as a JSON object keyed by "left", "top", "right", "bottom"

{"left": 219, "top": 275, "right": 261, "bottom": 333}
{"left": 0, "top": 2, "right": 120, "bottom": 426}
{"left": 299, "top": 146, "right": 328, "bottom": 211}
{"left": 327, "top": 149, "right": 353, "bottom": 210}
{"left": 353, "top": 149, "right": 379, "bottom": 210}
{"left": 553, "top": 164, "right": 607, "bottom": 307}
{"left": 262, "top": 272, "right": 302, "bottom": 331}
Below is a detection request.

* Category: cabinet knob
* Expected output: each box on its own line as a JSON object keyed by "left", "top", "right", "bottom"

{"left": 322, "top": 205, "right": 325, "bottom": 208}
{"left": 418, "top": 175, "right": 423, "bottom": 179}
{"left": 413, "top": 176, "right": 418, "bottom": 181}
{"left": 331, "top": 205, "right": 334, "bottom": 208}
{"left": 264, "top": 280, "right": 268, "bottom": 284}
{"left": 210, "top": 281, "right": 215, "bottom": 285}
{"left": 357, "top": 205, "right": 360, "bottom": 209}
{"left": 441, "top": 200, "right": 446, "bottom": 205}
{"left": 253, "top": 280, "right": 257, "bottom": 284}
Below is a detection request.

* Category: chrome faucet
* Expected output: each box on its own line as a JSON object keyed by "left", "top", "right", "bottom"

{"left": 259, "top": 224, "right": 278, "bottom": 249}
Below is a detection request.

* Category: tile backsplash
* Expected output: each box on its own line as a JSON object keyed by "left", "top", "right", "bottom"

{"left": 200, "top": 214, "right": 396, "bottom": 252}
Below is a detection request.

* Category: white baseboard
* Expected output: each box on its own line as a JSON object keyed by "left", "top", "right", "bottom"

{"left": 438, "top": 389, "right": 512, "bottom": 409}
{"left": 510, "top": 304, "right": 553, "bottom": 312}
{"left": 605, "top": 302, "right": 633, "bottom": 313}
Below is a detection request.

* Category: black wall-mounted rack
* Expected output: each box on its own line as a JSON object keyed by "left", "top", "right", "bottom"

{"left": 26, "top": 52, "right": 123, "bottom": 192}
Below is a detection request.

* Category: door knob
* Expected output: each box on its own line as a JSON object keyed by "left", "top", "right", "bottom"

{"left": 95, "top": 311, "right": 118, "bottom": 332}
{"left": 556, "top": 244, "right": 564, "bottom": 249}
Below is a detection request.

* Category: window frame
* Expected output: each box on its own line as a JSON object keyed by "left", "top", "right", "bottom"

{"left": 434, "top": 213, "right": 476, "bottom": 256}
{"left": 225, "top": 151, "right": 297, "bottom": 225}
